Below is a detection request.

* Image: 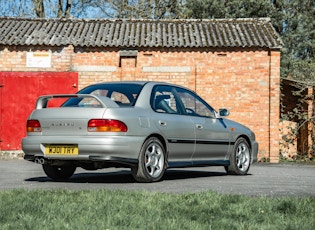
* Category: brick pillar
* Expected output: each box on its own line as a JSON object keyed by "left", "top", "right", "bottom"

{"left": 269, "top": 50, "right": 281, "bottom": 163}
{"left": 308, "top": 86, "right": 314, "bottom": 158}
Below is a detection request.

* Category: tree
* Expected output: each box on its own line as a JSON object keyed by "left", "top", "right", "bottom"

{"left": 280, "top": 0, "right": 315, "bottom": 159}
{"left": 58, "top": 0, "right": 73, "bottom": 18}
{"left": 185, "top": 0, "right": 278, "bottom": 19}
{"left": 0, "top": 0, "right": 102, "bottom": 18}
{"left": 32, "top": 0, "right": 45, "bottom": 17}
{"left": 0, "top": 0, "right": 185, "bottom": 19}
{"left": 281, "top": 0, "right": 315, "bottom": 81}
{"left": 31, "top": 0, "right": 74, "bottom": 18}
{"left": 94, "top": 0, "right": 185, "bottom": 19}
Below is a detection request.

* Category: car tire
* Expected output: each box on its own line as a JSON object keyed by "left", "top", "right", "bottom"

{"left": 225, "top": 138, "right": 251, "bottom": 175}
{"left": 42, "top": 164, "right": 76, "bottom": 181}
{"left": 131, "top": 137, "right": 166, "bottom": 182}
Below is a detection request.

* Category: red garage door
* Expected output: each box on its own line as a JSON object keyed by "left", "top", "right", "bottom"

{"left": 0, "top": 72, "right": 78, "bottom": 150}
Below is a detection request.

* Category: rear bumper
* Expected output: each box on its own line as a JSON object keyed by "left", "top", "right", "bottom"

{"left": 24, "top": 154, "right": 139, "bottom": 167}
{"left": 22, "top": 135, "right": 145, "bottom": 164}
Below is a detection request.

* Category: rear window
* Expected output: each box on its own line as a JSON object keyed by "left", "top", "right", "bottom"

{"left": 62, "top": 83, "right": 143, "bottom": 107}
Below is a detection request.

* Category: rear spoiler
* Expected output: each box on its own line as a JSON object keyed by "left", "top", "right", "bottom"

{"left": 35, "top": 94, "right": 119, "bottom": 109}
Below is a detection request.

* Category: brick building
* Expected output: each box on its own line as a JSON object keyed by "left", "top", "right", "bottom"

{"left": 0, "top": 17, "right": 282, "bottom": 162}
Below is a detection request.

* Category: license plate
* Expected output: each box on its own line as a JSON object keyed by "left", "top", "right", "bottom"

{"left": 45, "top": 145, "right": 78, "bottom": 155}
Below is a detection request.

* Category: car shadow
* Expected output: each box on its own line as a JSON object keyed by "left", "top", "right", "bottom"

{"left": 164, "top": 169, "right": 227, "bottom": 181}
{"left": 25, "top": 168, "right": 247, "bottom": 184}
{"left": 25, "top": 170, "right": 135, "bottom": 183}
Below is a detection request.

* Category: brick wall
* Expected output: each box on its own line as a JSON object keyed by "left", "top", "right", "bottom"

{"left": 0, "top": 45, "right": 281, "bottom": 161}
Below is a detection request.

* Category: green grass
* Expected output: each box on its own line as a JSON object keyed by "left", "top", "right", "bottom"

{"left": 0, "top": 189, "right": 314, "bottom": 230}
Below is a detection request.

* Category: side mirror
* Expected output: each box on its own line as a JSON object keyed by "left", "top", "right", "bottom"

{"left": 219, "top": 108, "right": 230, "bottom": 117}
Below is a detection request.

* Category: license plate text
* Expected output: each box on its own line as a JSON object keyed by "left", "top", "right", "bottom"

{"left": 45, "top": 145, "right": 78, "bottom": 155}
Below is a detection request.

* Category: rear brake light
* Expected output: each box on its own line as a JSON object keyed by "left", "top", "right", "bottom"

{"left": 88, "top": 119, "right": 128, "bottom": 132}
{"left": 27, "top": 120, "right": 42, "bottom": 132}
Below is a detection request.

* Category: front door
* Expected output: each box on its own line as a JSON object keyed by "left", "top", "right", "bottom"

{"left": 191, "top": 116, "right": 230, "bottom": 160}
{"left": 175, "top": 87, "right": 230, "bottom": 161}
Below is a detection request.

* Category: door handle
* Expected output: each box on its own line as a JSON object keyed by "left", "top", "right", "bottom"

{"left": 159, "top": 120, "right": 167, "bottom": 126}
{"left": 196, "top": 124, "right": 203, "bottom": 129}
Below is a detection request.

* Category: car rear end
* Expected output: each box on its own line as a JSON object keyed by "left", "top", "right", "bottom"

{"left": 22, "top": 82, "right": 147, "bottom": 168}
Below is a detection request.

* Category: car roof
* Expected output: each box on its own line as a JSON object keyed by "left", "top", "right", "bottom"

{"left": 91, "top": 81, "right": 148, "bottom": 86}
{"left": 89, "top": 81, "right": 188, "bottom": 90}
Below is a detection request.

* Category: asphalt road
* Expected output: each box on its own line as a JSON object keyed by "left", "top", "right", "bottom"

{"left": 1, "top": 159, "right": 315, "bottom": 197}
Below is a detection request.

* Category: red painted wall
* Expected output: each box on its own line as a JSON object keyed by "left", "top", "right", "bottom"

{"left": 0, "top": 72, "right": 78, "bottom": 150}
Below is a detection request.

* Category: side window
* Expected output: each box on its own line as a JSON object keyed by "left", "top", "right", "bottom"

{"left": 77, "top": 90, "right": 132, "bottom": 107}
{"left": 92, "top": 90, "right": 131, "bottom": 104}
{"left": 152, "top": 86, "right": 179, "bottom": 114}
{"left": 77, "top": 89, "right": 109, "bottom": 107}
{"left": 78, "top": 97, "right": 102, "bottom": 107}
{"left": 176, "top": 88, "right": 214, "bottom": 117}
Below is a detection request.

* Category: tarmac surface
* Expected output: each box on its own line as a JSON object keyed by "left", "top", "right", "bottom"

{"left": 1, "top": 159, "right": 315, "bottom": 197}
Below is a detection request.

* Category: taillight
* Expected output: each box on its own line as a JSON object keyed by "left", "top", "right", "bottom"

{"left": 88, "top": 119, "right": 128, "bottom": 132}
{"left": 27, "top": 120, "right": 42, "bottom": 132}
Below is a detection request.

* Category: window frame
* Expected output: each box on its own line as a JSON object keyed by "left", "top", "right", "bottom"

{"left": 174, "top": 87, "right": 216, "bottom": 118}
{"left": 150, "top": 84, "right": 216, "bottom": 118}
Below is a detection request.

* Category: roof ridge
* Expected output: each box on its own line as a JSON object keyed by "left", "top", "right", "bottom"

{"left": 0, "top": 16, "right": 271, "bottom": 23}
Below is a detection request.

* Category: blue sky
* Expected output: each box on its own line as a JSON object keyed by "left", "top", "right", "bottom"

{"left": 0, "top": 0, "right": 105, "bottom": 18}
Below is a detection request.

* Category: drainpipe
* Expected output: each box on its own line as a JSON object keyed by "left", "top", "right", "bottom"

{"left": 268, "top": 49, "right": 272, "bottom": 162}
{"left": 194, "top": 64, "right": 197, "bottom": 92}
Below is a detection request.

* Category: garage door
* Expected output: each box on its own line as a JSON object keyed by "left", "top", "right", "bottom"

{"left": 0, "top": 72, "right": 78, "bottom": 150}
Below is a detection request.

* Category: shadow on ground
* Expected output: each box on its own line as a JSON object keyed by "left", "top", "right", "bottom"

{"left": 25, "top": 169, "right": 232, "bottom": 184}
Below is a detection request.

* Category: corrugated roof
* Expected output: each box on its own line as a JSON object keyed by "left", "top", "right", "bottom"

{"left": 0, "top": 17, "right": 282, "bottom": 49}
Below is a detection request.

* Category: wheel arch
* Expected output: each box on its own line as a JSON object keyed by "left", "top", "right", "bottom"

{"left": 235, "top": 134, "right": 254, "bottom": 164}
{"left": 225, "top": 135, "right": 252, "bottom": 175}
{"left": 132, "top": 133, "right": 168, "bottom": 182}
{"left": 227, "top": 134, "right": 252, "bottom": 160}
{"left": 145, "top": 133, "right": 168, "bottom": 153}
{"left": 237, "top": 134, "right": 251, "bottom": 150}
{"left": 144, "top": 133, "right": 169, "bottom": 166}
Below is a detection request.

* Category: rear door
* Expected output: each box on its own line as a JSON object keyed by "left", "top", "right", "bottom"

{"left": 151, "top": 85, "right": 195, "bottom": 164}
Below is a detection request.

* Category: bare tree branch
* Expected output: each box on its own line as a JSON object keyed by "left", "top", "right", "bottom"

{"left": 58, "top": 0, "right": 63, "bottom": 18}
{"left": 32, "top": 0, "right": 45, "bottom": 18}
{"left": 65, "top": 0, "right": 73, "bottom": 18}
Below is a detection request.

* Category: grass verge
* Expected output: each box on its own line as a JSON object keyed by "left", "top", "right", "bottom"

{"left": 0, "top": 189, "right": 314, "bottom": 229}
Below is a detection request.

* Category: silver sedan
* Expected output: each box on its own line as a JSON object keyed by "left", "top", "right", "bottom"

{"left": 22, "top": 81, "right": 258, "bottom": 182}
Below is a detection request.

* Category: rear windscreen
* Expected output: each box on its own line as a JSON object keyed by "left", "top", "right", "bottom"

{"left": 62, "top": 83, "right": 143, "bottom": 107}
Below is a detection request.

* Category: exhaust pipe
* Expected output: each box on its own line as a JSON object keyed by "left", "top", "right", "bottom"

{"left": 35, "top": 157, "right": 45, "bottom": 164}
